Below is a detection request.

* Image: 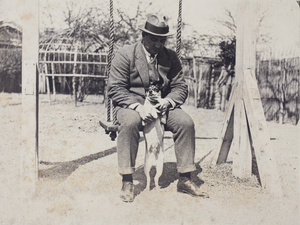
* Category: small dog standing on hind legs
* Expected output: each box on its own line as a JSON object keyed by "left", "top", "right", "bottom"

{"left": 143, "top": 84, "right": 166, "bottom": 191}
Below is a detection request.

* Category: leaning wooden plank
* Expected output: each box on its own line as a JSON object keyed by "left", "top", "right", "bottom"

{"left": 216, "top": 108, "right": 234, "bottom": 164}
{"left": 231, "top": 80, "right": 252, "bottom": 179}
{"left": 232, "top": 99, "right": 252, "bottom": 179}
{"left": 209, "top": 85, "right": 236, "bottom": 164}
{"left": 243, "top": 69, "right": 283, "bottom": 196}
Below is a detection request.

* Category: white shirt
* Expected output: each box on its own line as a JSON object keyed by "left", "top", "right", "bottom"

{"left": 142, "top": 45, "right": 157, "bottom": 64}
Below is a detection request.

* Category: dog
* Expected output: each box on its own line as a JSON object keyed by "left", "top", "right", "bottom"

{"left": 143, "top": 84, "right": 165, "bottom": 191}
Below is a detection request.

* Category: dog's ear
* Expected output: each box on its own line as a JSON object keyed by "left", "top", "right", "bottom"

{"left": 150, "top": 76, "right": 164, "bottom": 90}
{"left": 157, "top": 75, "right": 164, "bottom": 89}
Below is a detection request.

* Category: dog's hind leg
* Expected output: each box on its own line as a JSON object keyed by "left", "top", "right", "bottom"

{"left": 154, "top": 145, "right": 164, "bottom": 189}
{"left": 144, "top": 157, "right": 151, "bottom": 191}
{"left": 154, "top": 123, "right": 164, "bottom": 189}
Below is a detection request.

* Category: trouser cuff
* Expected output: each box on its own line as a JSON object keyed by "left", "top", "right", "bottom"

{"left": 177, "top": 164, "right": 196, "bottom": 173}
{"left": 118, "top": 167, "right": 135, "bottom": 175}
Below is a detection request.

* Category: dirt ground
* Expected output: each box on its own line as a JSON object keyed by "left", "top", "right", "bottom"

{"left": 0, "top": 93, "right": 299, "bottom": 225}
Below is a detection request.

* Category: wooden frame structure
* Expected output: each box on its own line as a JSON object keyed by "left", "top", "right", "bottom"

{"left": 22, "top": 0, "right": 283, "bottom": 197}
{"left": 210, "top": 0, "right": 282, "bottom": 196}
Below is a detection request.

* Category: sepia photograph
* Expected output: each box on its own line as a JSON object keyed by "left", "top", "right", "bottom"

{"left": 0, "top": 0, "right": 299, "bottom": 224}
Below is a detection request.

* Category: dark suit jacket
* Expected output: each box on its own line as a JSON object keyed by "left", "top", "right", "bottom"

{"left": 107, "top": 41, "right": 188, "bottom": 109}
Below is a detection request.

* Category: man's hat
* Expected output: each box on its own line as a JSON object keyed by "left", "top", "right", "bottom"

{"left": 138, "top": 14, "right": 175, "bottom": 37}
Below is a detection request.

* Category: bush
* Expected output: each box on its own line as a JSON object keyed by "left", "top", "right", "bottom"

{"left": 0, "top": 48, "right": 22, "bottom": 93}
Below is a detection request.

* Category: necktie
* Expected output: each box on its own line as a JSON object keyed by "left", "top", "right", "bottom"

{"left": 149, "top": 55, "right": 159, "bottom": 84}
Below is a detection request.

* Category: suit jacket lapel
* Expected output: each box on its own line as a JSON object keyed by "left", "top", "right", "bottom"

{"left": 135, "top": 42, "right": 171, "bottom": 90}
{"left": 157, "top": 52, "right": 171, "bottom": 92}
{"left": 135, "top": 42, "right": 150, "bottom": 88}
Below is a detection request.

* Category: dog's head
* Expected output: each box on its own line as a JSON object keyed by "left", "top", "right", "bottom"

{"left": 145, "top": 83, "right": 161, "bottom": 103}
{"left": 147, "top": 84, "right": 161, "bottom": 96}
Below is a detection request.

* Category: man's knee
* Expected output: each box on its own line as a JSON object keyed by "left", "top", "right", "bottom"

{"left": 118, "top": 109, "right": 142, "bottom": 129}
{"left": 179, "top": 114, "right": 194, "bottom": 131}
{"left": 167, "top": 109, "right": 195, "bottom": 132}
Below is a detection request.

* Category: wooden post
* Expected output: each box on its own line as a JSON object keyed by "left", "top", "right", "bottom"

{"left": 209, "top": 66, "right": 214, "bottom": 108}
{"left": 297, "top": 1, "right": 300, "bottom": 126}
{"left": 46, "top": 76, "right": 52, "bottom": 104}
{"left": 196, "top": 58, "right": 205, "bottom": 107}
{"left": 51, "top": 61, "right": 56, "bottom": 101}
{"left": 72, "top": 46, "right": 78, "bottom": 106}
{"left": 230, "top": 0, "right": 255, "bottom": 178}
{"left": 192, "top": 56, "right": 198, "bottom": 107}
{"left": 21, "top": 0, "right": 39, "bottom": 197}
{"left": 42, "top": 52, "right": 51, "bottom": 104}
{"left": 278, "top": 59, "right": 286, "bottom": 124}
{"left": 220, "top": 85, "right": 226, "bottom": 111}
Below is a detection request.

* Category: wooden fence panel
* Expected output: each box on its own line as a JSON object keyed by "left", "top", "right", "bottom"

{"left": 182, "top": 57, "right": 222, "bottom": 109}
{"left": 196, "top": 62, "right": 212, "bottom": 108}
{"left": 256, "top": 57, "right": 300, "bottom": 124}
{"left": 38, "top": 50, "right": 108, "bottom": 95}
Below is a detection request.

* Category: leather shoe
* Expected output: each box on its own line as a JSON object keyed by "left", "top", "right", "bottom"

{"left": 177, "top": 178, "right": 209, "bottom": 198}
{"left": 120, "top": 181, "right": 134, "bottom": 202}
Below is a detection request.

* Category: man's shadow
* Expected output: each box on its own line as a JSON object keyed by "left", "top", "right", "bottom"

{"left": 38, "top": 138, "right": 145, "bottom": 181}
{"left": 38, "top": 146, "right": 117, "bottom": 181}
{"left": 133, "top": 154, "right": 210, "bottom": 197}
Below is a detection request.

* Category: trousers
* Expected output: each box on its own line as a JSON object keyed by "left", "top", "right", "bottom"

{"left": 116, "top": 107, "right": 196, "bottom": 174}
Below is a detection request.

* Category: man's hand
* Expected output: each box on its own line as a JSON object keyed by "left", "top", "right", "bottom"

{"left": 155, "top": 98, "right": 171, "bottom": 114}
{"left": 135, "top": 104, "right": 160, "bottom": 124}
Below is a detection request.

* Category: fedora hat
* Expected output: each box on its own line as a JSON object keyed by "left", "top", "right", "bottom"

{"left": 139, "top": 14, "right": 175, "bottom": 37}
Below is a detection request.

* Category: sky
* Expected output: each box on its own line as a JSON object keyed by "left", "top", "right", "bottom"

{"left": 0, "top": 0, "right": 299, "bottom": 56}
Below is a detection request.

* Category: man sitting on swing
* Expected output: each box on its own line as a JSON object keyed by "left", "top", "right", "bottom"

{"left": 107, "top": 14, "right": 209, "bottom": 202}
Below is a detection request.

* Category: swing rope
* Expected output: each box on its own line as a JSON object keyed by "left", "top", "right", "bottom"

{"left": 106, "top": 0, "right": 115, "bottom": 124}
{"left": 176, "top": 0, "right": 182, "bottom": 60}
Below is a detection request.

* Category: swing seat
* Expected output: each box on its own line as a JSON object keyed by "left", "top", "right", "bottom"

{"left": 99, "top": 119, "right": 171, "bottom": 141}
{"left": 99, "top": 120, "right": 118, "bottom": 141}
{"left": 99, "top": 120, "right": 118, "bottom": 132}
